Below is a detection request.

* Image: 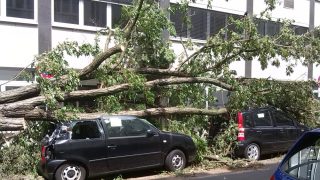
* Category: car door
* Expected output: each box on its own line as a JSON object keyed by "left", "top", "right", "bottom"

{"left": 272, "top": 110, "right": 299, "bottom": 151}
{"left": 252, "top": 109, "right": 277, "bottom": 153}
{"left": 55, "top": 120, "right": 107, "bottom": 176}
{"left": 101, "top": 117, "right": 162, "bottom": 172}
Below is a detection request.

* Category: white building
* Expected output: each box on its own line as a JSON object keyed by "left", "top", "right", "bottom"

{"left": 0, "top": 0, "right": 319, "bottom": 91}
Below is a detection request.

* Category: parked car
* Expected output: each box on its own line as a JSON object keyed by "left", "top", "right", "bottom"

{"left": 38, "top": 115, "right": 196, "bottom": 180}
{"left": 235, "top": 106, "right": 308, "bottom": 160}
{"left": 271, "top": 128, "right": 320, "bottom": 180}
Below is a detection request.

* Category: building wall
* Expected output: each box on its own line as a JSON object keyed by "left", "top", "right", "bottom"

{"left": 252, "top": 59, "right": 308, "bottom": 81}
{"left": 170, "top": 0, "right": 247, "bottom": 15}
{"left": 0, "top": 23, "right": 38, "bottom": 68}
{"left": 315, "top": 2, "right": 320, "bottom": 27}
{"left": 0, "top": 0, "right": 319, "bottom": 91}
{"left": 253, "top": 0, "right": 310, "bottom": 27}
{"left": 52, "top": 27, "right": 107, "bottom": 69}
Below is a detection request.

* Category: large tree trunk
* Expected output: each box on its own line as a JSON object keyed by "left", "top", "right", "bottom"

{"left": 24, "top": 107, "right": 228, "bottom": 120}
{"left": 0, "top": 118, "right": 24, "bottom": 131}
{"left": 0, "top": 107, "right": 228, "bottom": 130}
{"left": 0, "top": 76, "right": 231, "bottom": 118}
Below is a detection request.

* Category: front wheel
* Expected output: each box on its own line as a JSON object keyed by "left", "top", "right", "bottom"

{"left": 55, "top": 163, "right": 86, "bottom": 180}
{"left": 244, "top": 143, "right": 260, "bottom": 161}
{"left": 165, "top": 149, "right": 186, "bottom": 171}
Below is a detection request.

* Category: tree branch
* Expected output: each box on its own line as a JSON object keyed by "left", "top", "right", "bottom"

{"left": 134, "top": 68, "right": 190, "bottom": 77}
{"left": 123, "top": 0, "right": 145, "bottom": 40}
{"left": 0, "top": 84, "right": 40, "bottom": 104}
{"left": 79, "top": 45, "right": 123, "bottom": 79}
{"left": 1, "top": 77, "right": 232, "bottom": 118}
{"left": 0, "top": 118, "right": 25, "bottom": 131}
{"left": 65, "top": 77, "right": 233, "bottom": 100}
{"left": 24, "top": 107, "right": 228, "bottom": 120}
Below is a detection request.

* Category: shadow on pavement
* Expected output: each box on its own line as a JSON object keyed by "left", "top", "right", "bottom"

{"left": 90, "top": 154, "right": 284, "bottom": 180}
{"left": 90, "top": 167, "right": 166, "bottom": 180}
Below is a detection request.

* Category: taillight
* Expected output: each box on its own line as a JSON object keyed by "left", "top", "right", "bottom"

{"left": 237, "top": 112, "right": 245, "bottom": 141}
{"left": 41, "top": 146, "right": 46, "bottom": 162}
{"left": 270, "top": 175, "right": 275, "bottom": 180}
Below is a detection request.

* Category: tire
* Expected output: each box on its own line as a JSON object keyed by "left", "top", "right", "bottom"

{"left": 55, "top": 163, "right": 86, "bottom": 180}
{"left": 244, "top": 143, "right": 260, "bottom": 161}
{"left": 165, "top": 149, "right": 186, "bottom": 171}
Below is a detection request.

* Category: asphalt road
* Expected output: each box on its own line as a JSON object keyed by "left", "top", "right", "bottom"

{"left": 160, "top": 163, "right": 278, "bottom": 180}
{"left": 106, "top": 156, "right": 283, "bottom": 180}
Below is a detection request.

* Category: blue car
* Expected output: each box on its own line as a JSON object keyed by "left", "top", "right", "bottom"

{"left": 271, "top": 129, "right": 320, "bottom": 180}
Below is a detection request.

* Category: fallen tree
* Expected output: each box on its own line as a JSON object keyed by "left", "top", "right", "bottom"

{"left": 0, "top": 0, "right": 320, "bottom": 131}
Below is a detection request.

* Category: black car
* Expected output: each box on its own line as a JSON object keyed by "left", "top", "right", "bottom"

{"left": 235, "top": 107, "right": 308, "bottom": 160}
{"left": 38, "top": 115, "right": 196, "bottom": 180}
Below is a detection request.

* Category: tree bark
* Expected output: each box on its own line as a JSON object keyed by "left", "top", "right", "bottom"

{"left": 79, "top": 45, "right": 122, "bottom": 79}
{"left": 0, "top": 118, "right": 24, "bottom": 131}
{"left": 24, "top": 107, "right": 227, "bottom": 120}
{"left": 0, "top": 84, "right": 40, "bottom": 104}
{"left": 0, "top": 77, "right": 232, "bottom": 118}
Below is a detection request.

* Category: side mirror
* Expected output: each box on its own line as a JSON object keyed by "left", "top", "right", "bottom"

{"left": 146, "top": 129, "right": 156, "bottom": 137}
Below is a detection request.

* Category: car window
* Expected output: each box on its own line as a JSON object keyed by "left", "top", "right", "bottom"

{"left": 281, "top": 135, "right": 320, "bottom": 180}
{"left": 243, "top": 113, "right": 253, "bottom": 127}
{"left": 253, "top": 110, "right": 272, "bottom": 127}
{"left": 71, "top": 121, "right": 101, "bottom": 139}
{"left": 274, "top": 111, "right": 294, "bottom": 126}
{"left": 104, "top": 118, "right": 151, "bottom": 138}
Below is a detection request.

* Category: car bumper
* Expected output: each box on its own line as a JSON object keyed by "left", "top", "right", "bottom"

{"left": 235, "top": 141, "right": 249, "bottom": 157}
{"left": 37, "top": 159, "right": 66, "bottom": 180}
{"left": 188, "top": 150, "right": 196, "bottom": 163}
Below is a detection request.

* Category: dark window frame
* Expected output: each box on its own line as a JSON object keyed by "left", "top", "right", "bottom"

{"left": 189, "top": 7, "right": 208, "bottom": 40}
{"left": 284, "top": 0, "right": 294, "bottom": 9}
{"left": 274, "top": 111, "right": 294, "bottom": 127}
{"left": 253, "top": 110, "right": 273, "bottom": 127}
{"left": 84, "top": 0, "right": 107, "bottom": 27}
{"left": 105, "top": 118, "right": 152, "bottom": 138}
{"left": 71, "top": 120, "right": 102, "bottom": 140}
{"left": 54, "top": 0, "right": 79, "bottom": 24}
{"left": 6, "top": 0, "right": 34, "bottom": 19}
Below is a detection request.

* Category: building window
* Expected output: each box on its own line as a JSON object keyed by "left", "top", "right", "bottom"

{"left": 284, "top": 0, "right": 294, "bottom": 9}
{"left": 265, "top": 21, "right": 280, "bottom": 36}
{"left": 294, "top": 26, "right": 308, "bottom": 35}
{"left": 190, "top": 7, "right": 207, "bottom": 40}
{"left": 227, "top": 14, "right": 242, "bottom": 38}
{"left": 256, "top": 19, "right": 266, "bottom": 35}
{"left": 54, "top": 0, "right": 79, "bottom": 24}
{"left": 6, "top": 0, "right": 34, "bottom": 19}
{"left": 170, "top": 4, "right": 188, "bottom": 38}
{"left": 210, "top": 11, "right": 227, "bottom": 37}
{"left": 112, "top": 4, "right": 126, "bottom": 28}
{"left": 84, "top": 0, "right": 107, "bottom": 27}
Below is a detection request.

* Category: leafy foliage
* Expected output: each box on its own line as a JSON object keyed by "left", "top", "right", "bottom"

{"left": 0, "top": 122, "right": 52, "bottom": 176}
{"left": 3, "top": 0, "right": 320, "bottom": 176}
{"left": 165, "top": 116, "right": 209, "bottom": 162}
{"left": 228, "top": 79, "right": 318, "bottom": 127}
{"left": 35, "top": 40, "right": 100, "bottom": 118}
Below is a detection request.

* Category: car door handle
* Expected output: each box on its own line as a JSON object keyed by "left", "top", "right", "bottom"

{"left": 256, "top": 130, "right": 262, "bottom": 133}
{"left": 107, "top": 145, "right": 117, "bottom": 149}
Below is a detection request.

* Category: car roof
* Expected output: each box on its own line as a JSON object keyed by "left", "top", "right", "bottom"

{"left": 100, "top": 115, "right": 138, "bottom": 120}
{"left": 309, "top": 128, "right": 320, "bottom": 133}
{"left": 242, "top": 106, "right": 276, "bottom": 113}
